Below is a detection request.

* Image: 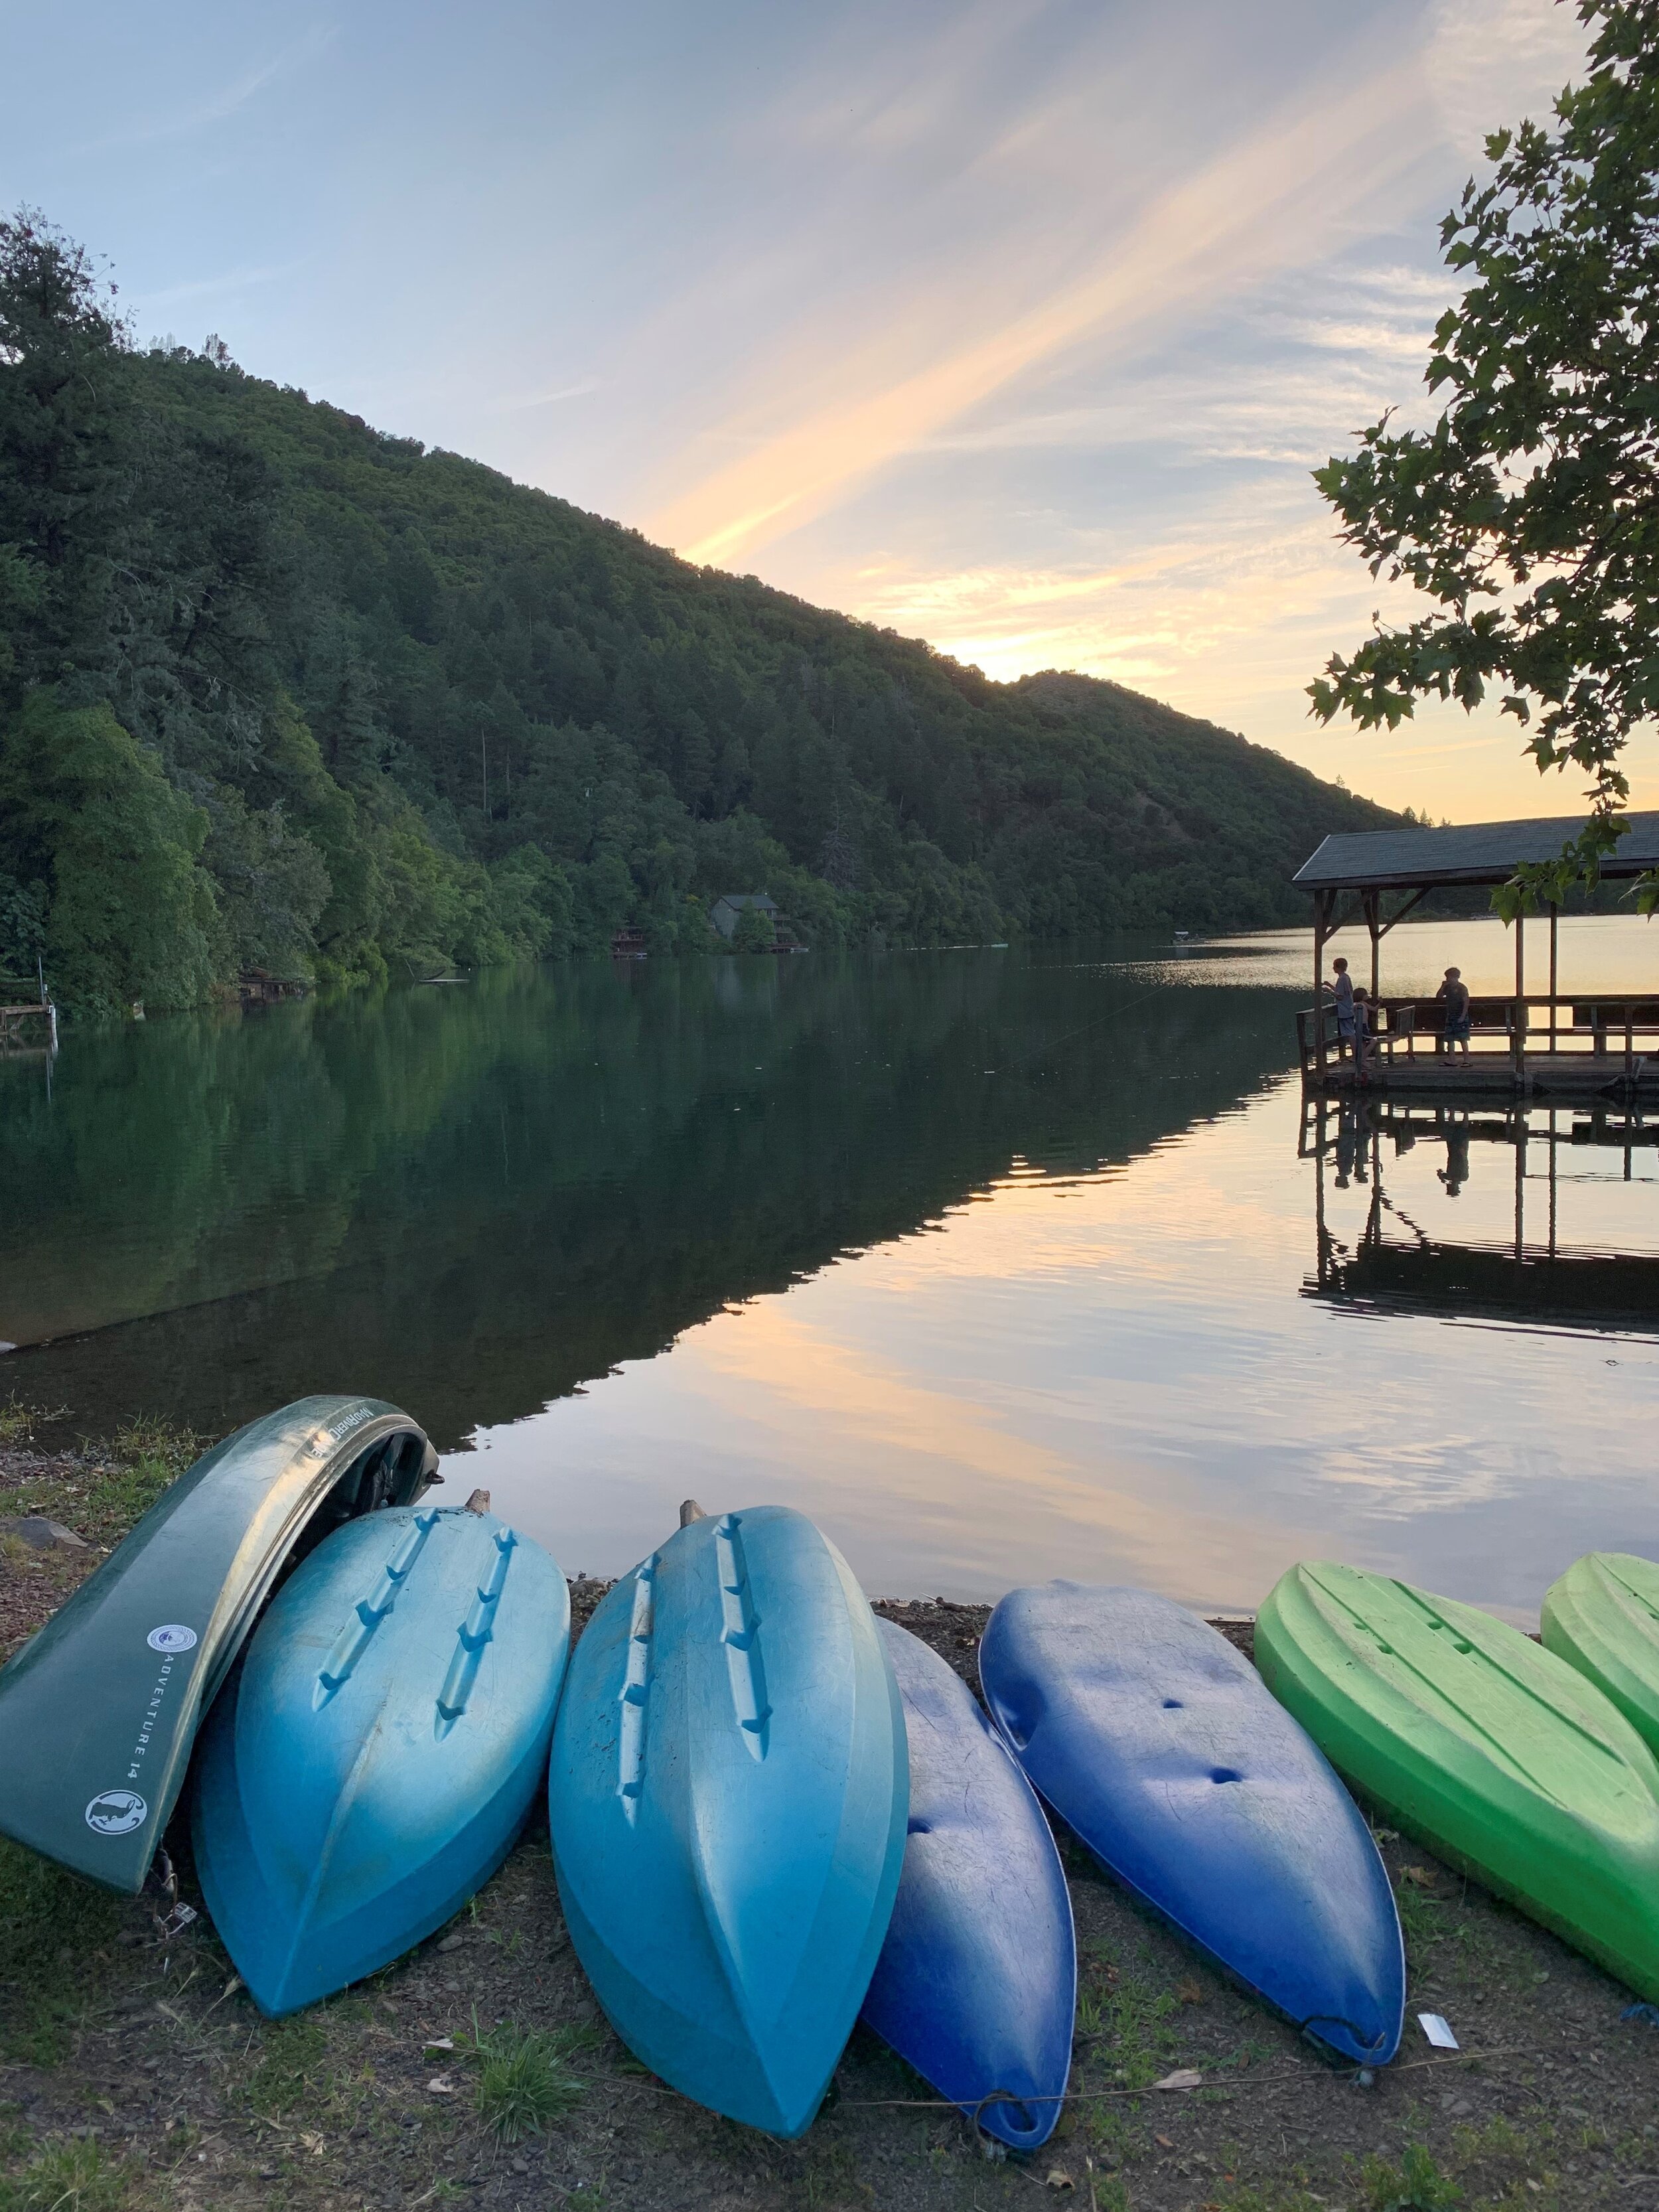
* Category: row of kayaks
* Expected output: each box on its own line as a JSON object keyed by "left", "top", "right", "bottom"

{"left": 9, "top": 1402, "right": 1659, "bottom": 2148}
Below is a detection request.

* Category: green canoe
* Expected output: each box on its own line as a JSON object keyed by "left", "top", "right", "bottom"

{"left": 1256, "top": 1562, "right": 1659, "bottom": 2001}
{"left": 0, "top": 1396, "right": 437, "bottom": 1894}
{"left": 1542, "top": 1552, "right": 1659, "bottom": 1755}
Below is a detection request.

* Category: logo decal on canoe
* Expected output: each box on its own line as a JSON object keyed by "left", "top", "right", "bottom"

{"left": 85, "top": 1789, "right": 148, "bottom": 1836}
{"left": 147, "top": 1624, "right": 197, "bottom": 1654}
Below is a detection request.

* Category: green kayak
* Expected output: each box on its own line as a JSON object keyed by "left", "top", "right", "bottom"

{"left": 1542, "top": 1552, "right": 1659, "bottom": 1755}
{"left": 1257, "top": 1562, "right": 1659, "bottom": 2001}
{"left": 0, "top": 1396, "right": 437, "bottom": 1893}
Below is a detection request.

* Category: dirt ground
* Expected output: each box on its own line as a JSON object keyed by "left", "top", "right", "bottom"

{"left": 3, "top": 1412, "right": 1658, "bottom": 2212}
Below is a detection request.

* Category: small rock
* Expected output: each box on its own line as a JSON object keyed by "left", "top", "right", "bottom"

{"left": 427, "top": 2075, "right": 455, "bottom": 2095}
{"left": 1043, "top": 2172, "right": 1074, "bottom": 2192}
{"left": 436, "top": 1933, "right": 466, "bottom": 1953}
{"left": 0, "top": 1514, "right": 87, "bottom": 1552}
{"left": 1153, "top": 2069, "right": 1204, "bottom": 2092}
{"left": 512, "top": 2158, "right": 529, "bottom": 2174}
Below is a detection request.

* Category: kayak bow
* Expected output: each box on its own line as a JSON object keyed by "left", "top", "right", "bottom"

{"left": 0, "top": 1396, "right": 437, "bottom": 1892}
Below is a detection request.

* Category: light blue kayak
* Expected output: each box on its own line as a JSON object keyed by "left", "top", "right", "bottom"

{"left": 193, "top": 1498, "right": 569, "bottom": 2015}
{"left": 860, "top": 1620, "right": 1074, "bottom": 2148}
{"left": 549, "top": 1505, "right": 907, "bottom": 2137}
{"left": 981, "top": 1584, "right": 1404, "bottom": 2065}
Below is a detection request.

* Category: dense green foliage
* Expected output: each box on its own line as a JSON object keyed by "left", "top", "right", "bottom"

{"left": 0, "top": 213, "right": 1389, "bottom": 1013}
{"left": 1311, "top": 1, "right": 1659, "bottom": 907}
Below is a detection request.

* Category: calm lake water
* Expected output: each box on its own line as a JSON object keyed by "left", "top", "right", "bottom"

{"left": 4, "top": 915, "right": 1657, "bottom": 1623}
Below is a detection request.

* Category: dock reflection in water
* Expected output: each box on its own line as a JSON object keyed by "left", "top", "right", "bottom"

{"left": 1305, "top": 1096, "right": 1659, "bottom": 1338}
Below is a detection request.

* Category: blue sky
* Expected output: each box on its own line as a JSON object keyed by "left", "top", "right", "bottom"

{"left": 2, "top": 0, "right": 1619, "bottom": 820}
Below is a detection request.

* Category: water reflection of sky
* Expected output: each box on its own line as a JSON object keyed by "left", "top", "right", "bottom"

{"left": 467, "top": 961, "right": 1659, "bottom": 1627}
{"left": 1088, "top": 911, "right": 1659, "bottom": 999}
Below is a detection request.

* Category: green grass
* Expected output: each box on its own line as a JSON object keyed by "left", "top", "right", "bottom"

{"left": 78, "top": 1426, "right": 199, "bottom": 1542}
{"left": 0, "top": 1399, "right": 67, "bottom": 1449}
{"left": 463, "top": 2017, "right": 591, "bottom": 2144}
{"left": 1212, "top": 2178, "right": 1326, "bottom": 2212}
{"left": 0, "top": 2138, "right": 138, "bottom": 2212}
{"left": 244, "top": 2016, "right": 330, "bottom": 2118}
{"left": 1358, "top": 2141, "right": 1463, "bottom": 2212}
{"left": 1079, "top": 1948, "right": 1182, "bottom": 2092}
{"left": 0, "top": 1843, "right": 127, "bottom": 2066}
{"left": 0, "top": 1414, "right": 198, "bottom": 1550}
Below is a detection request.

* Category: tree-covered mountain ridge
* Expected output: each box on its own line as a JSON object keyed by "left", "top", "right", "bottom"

{"left": 0, "top": 216, "right": 1393, "bottom": 1013}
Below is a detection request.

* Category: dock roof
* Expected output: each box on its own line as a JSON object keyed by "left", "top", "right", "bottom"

{"left": 1295, "top": 811, "right": 1659, "bottom": 892}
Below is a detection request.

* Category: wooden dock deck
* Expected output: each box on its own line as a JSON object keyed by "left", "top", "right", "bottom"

{"left": 1298, "top": 996, "right": 1659, "bottom": 1100}
{"left": 0, "top": 1000, "right": 56, "bottom": 1051}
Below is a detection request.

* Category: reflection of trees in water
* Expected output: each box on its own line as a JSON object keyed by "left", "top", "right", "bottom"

{"left": 1304, "top": 1096, "right": 1659, "bottom": 1337}
{"left": 1, "top": 957, "right": 1298, "bottom": 1443}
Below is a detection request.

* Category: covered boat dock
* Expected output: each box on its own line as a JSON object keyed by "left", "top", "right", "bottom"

{"left": 1293, "top": 813, "right": 1659, "bottom": 1098}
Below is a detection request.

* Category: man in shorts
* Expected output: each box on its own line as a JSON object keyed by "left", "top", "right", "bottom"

{"left": 1436, "top": 967, "right": 1472, "bottom": 1054}
{"left": 1325, "top": 956, "right": 1357, "bottom": 1059}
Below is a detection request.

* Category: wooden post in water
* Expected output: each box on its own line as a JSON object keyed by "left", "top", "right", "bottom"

{"left": 1548, "top": 905, "right": 1559, "bottom": 1054}
{"left": 1512, "top": 911, "right": 1526, "bottom": 1086}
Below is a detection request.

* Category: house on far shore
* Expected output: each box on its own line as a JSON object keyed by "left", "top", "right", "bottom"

{"left": 709, "top": 893, "right": 778, "bottom": 941}
{"left": 610, "top": 925, "right": 647, "bottom": 959}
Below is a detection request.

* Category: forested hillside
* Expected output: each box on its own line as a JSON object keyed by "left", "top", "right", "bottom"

{"left": 0, "top": 214, "right": 1392, "bottom": 1013}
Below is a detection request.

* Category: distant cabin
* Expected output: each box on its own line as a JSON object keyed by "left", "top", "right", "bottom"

{"left": 610, "top": 926, "right": 648, "bottom": 959}
{"left": 710, "top": 893, "right": 778, "bottom": 942}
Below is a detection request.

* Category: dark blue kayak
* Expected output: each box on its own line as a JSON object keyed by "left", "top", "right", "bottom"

{"left": 549, "top": 1506, "right": 906, "bottom": 2137}
{"left": 979, "top": 1584, "right": 1403, "bottom": 2066}
{"left": 193, "top": 1499, "right": 569, "bottom": 2015}
{"left": 859, "top": 1620, "right": 1074, "bottom": 2148}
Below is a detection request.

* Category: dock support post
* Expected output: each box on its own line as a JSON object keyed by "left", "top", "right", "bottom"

{"left": 1365, "top": 889, "right": 1380, "bottom": 1002}
{"left": 1513, "top": 911, "right": 1526, "bottom": 1088}
{"left": 1548, "top": 905, "right": 1558, "bottom": 1054}
{"left": 1313, "top": 891, "right": 1329, "bottom": 1082}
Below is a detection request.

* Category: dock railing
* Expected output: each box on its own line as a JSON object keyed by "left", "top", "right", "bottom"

{"left": 1297, "top": 995, "right": 1659, "bottom": 1084}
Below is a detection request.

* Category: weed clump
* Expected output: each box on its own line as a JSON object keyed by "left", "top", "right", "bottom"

{"left": 0, "top": 2136, "right": 135, "bottom": 2211}
{"left": 463, "top": 2014, "right": 592, "bottom": 2144}
{"left": 1359, "top": 2140, "right": 1462, "bottom": 2211}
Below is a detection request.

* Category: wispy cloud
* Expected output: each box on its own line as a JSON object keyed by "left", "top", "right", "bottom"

{"left": 133, "top": 263, "right": 291, "bottom": 318}
{"left": 645, "top": 43, "right": 1442, "bottom": 567}
{"left": 497, "top": 379, "right": 601, "bottom": 412}
{"left": 76, "top": 23, "right": 336, "bottom": 153}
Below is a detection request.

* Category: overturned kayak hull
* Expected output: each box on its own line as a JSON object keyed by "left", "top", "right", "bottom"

{"left": 860, "top": 1620, "right": 1074, "bottom": 2148}
{"left": 193, "top": 1502, "right": 569, "bottom": 2014}
{"left": 1258, "top": 1562, "right": 1659, "bottom": 2002}
{"left": 1542, "top": 1552, "right": 1659, "bottom": 1756}
{"left": 981, "top": 1583, "right": 1403, "bottom": 2065}
{"left": 549, "top": 1507, "right": 906, "bottom": 2138}
{"left": 0, "top": 1397, "right": 436, "bottom": 1893}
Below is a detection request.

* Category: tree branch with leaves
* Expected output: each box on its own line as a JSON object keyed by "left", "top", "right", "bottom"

{"left": 1310, "top": 0, "right": 1659, "bottom": 913}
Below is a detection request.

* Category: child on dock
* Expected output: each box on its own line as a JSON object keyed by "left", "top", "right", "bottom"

{"left": 1436, "top": 968, "right": 1471, "bottom": 1055}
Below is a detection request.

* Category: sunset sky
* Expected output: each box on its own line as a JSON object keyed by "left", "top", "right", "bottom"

{"left": 4, "top": 0, "right": 1630, "bottom": 822}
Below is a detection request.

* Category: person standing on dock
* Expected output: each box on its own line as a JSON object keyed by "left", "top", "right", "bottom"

{"left": 1435, "top": 968, "right": 1471, "bottom": 1055}
{"left": 1324, "top": 957, "right": 1357, "bottom": 1059}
